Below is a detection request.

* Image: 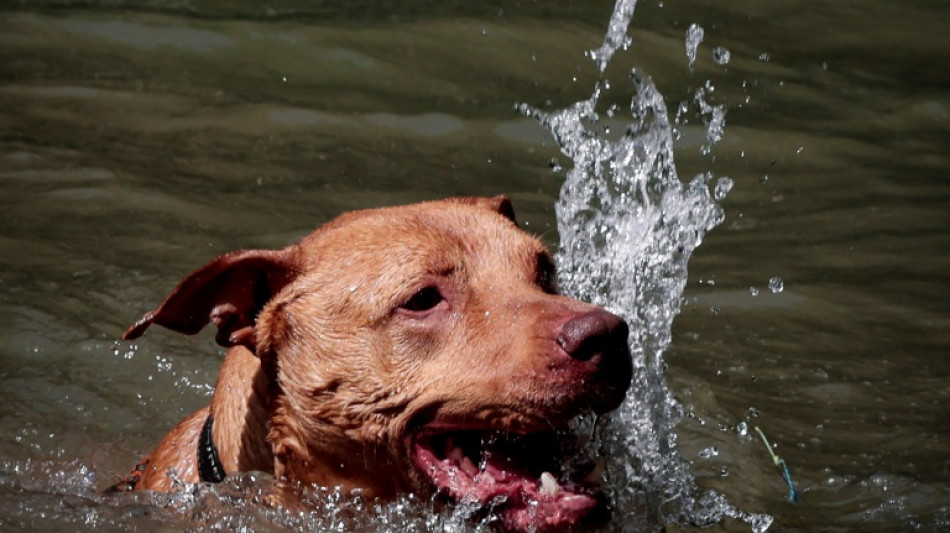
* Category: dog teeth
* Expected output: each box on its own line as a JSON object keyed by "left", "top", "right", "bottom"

{"left": 460, "top": 455, "right": 479, "bottom": 475}
{"left": 539, "top": 471, "right": 559, "bottom": 497}
{"left": 448, "top": 445, "right": 464, "bottom": 462}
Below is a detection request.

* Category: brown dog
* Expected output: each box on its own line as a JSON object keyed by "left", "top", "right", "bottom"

{"left": 116, "top": 196, "right": 632, "bottom": 531}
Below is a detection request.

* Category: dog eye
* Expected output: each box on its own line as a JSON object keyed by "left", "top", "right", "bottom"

{"left": 400, "top": 286, "right": 445, "bottom": 313}
{"left": 536, "top": 253, "right": 558, "bottom": 294}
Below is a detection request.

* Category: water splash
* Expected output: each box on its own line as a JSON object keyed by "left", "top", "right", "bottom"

{"left": 520, "top": 0, "right": 771, "bottom": 530}
{"left": 693, "top": 81, "right": 727, "bottom": 154}
{"left": 712, "top": 46, "right": 731, "bottom": 66}
{"left": 685, "top": 24, "right": 705, "bottom": 70}
{"left": 587, "top": 0, "right": 638, "bottom": 74}
{"left": 768, "top": 276, "right": 785, "bottom": 294}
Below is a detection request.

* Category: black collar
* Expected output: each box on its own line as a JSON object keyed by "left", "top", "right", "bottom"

{"left": 198, "top": 414, "right": 226, "bottom": 483}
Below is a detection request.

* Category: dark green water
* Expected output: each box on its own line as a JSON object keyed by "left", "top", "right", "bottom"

{"left": 0, "top": 1, "right": 947, "bottom": 530}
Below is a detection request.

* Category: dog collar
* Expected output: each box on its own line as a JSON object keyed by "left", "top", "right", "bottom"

{"left": 198, "top": 415, "right": 226, "bottom": 483}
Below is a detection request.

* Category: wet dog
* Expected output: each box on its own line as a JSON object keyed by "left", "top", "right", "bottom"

{"left": 115, "top": 196, "right": 632, "bottom": 531}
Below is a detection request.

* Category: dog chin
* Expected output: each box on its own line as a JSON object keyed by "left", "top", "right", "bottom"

{"left": 406, "top": 426, "right": 610, "bottom": 532}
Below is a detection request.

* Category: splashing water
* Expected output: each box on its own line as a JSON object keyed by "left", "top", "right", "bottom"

{"left": 712, "top": 46, "right": 732, "bottom": 66}
{"left": 685, "top": 23, "right": 705, "bottom": 70}
{"left": 520, "top": 0, "right": 771, "bottom": 530}
{"left": 588, "top": 0, "right": 637, "bottom": 74}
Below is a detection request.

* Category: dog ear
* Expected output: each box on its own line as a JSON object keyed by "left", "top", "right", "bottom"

{"left": 447, "top": 195, "right": 517, "bottom": 224}
{"left": 122, "top": 247, "right": 301, "bottom": 351}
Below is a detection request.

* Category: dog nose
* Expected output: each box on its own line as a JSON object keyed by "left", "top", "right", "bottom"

{"left": 556, "top": 309, "right": 629, "bottom": 362}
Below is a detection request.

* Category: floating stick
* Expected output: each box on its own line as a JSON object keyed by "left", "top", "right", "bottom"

{"left": 754, "top": 426, "right": 798, "bottom": 503}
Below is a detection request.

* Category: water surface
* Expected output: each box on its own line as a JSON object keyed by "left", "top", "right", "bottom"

{"left": 1, "top": 0, "right": 947, "bottom": 530}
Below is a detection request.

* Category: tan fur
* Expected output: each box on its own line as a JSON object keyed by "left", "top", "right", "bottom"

{"left": 120, "top": 196, "right": 630, "bottom": 503}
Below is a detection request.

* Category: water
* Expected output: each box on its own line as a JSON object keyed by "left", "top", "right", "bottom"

{"left": 1, "top": 0, "right": 948, "bottom": 531}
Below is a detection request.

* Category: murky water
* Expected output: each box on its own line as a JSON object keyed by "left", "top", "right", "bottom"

{"left": 1, "top": 0, "right": 948, "bottom": 531}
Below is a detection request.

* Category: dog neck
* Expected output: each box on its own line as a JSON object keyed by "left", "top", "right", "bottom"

{"left": 266, "top": 394, "right": 409, "bottom": 499}
{"left": 207, "top": 345, "right": 407, "bottom": 497}
{"left": 209, "top": 345, "right": 275, "bottom": 474}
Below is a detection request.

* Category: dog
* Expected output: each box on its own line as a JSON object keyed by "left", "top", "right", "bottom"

{"left": 114, "top": 196, "right": 632, "bottom": 531}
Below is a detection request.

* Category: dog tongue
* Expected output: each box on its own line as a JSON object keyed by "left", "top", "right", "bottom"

{"left": 412, "top": 436, "right": 600, "bottom": 531}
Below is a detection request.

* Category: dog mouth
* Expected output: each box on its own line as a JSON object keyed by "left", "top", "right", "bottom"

{"left": 409, "top": 427, "right": 608, "bottom": 531}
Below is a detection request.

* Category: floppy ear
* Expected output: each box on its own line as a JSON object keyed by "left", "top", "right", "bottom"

{"left": 447, "top": 195, "right": 517, "bottom": 224}
{"left": 122, "top": 247, "right": 301, "bottom": 351}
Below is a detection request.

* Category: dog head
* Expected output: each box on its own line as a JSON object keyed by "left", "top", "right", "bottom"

{"left": 125, "top": 196, "right": 632, "bottom": 531}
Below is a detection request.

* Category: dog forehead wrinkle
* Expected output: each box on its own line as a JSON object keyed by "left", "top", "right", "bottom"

{"left": 300, "top": 236, "right": 467, "bottom": 318}
{"left": 295, "top": 199, "right": 535, "bottom": 276}
{"left": 297, "top": 205, "right": 544, "bottom": 306}
{"left": 460, "top": 229, "right": 551, "bottom": 291}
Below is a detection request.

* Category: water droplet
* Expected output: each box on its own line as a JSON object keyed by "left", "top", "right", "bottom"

{"left": 685, "top": 24, "right": 704, "bottom": 68}
{"left": 676, "top": 100, "right": 689, "bottom": 122}
{"left": 748, "top": 287, "right": 759, "bottom": 297}
{"left": 869, "top": 472, "right": 891, "bottom": 492}
{"left": 768, "top": 276, "right": 784, "bottom": 293}
{"left": 825, "top": 475, "right": 844, "bottom": 488}
{"left": 713, "top": 177, "right": 733, "bottom": 200}
{"left": 697, "top": 446, "right": 719, "bottom": 459}
{"left": 757, "top": 52, "right": 770, "bottom": 62}
{"left": 720, "top": 466, "right": 730, "bottom": 477}
{"left": 737, "top": 421, "right": 748, "bottom": 436}
{"left": 712, "top": 46, "right": 731, "bottom": 65}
